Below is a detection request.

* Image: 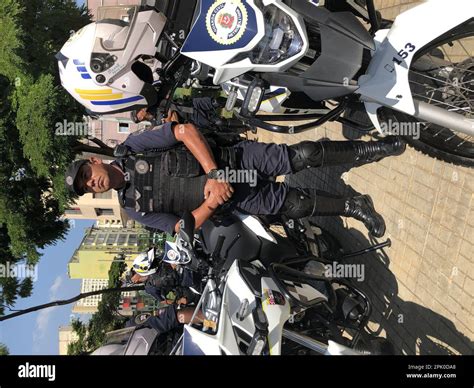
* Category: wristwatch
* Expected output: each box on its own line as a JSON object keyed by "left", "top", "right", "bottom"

{"left": 207, "top": 168, "right": 221, "bottom": 180}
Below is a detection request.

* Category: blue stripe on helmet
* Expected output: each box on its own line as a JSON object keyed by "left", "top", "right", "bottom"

{"left": 91, "top": 96, "right": 144, "bottom": 106}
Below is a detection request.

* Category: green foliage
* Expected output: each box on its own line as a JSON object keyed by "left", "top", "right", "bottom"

{"left": 18, "top": 277, "right": 33, "bottom": 298}
{"left": 18, "top": 0, "right": 91, "bottom": 78}
{"left": 0, "top": 0, "right": 24, "bottom": 81}
{"left": 16, "top": 75, "right": 56, "bottom": 177}
{"left": 0, "top": 0, "right": 91, "bottom": 314}
{"left": 0, "top": 343, "right": 9, "bottom": 355}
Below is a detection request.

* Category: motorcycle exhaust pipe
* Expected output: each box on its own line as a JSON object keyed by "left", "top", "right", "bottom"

{"left": 282, "top": 329, "right": 363, "bottom": 355}
{"left": 412, "top": 99, "right": 474, "bottom": 137}
{"left": 282, "top": 329, "right": 328, "bottom": 354}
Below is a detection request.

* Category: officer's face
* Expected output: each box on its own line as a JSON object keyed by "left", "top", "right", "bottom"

{"left": 131, "top": 273, "right": 148, "bottom": 283}
{"left": 76, "top": 157, "right": 112, "bottom": 194}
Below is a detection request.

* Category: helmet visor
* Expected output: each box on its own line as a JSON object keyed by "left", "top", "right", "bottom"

{"left": 94, "top": 6, "right": 138, "bottom": 52}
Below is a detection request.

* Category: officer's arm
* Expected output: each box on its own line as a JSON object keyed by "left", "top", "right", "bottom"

{"left": 124, "top": 208, "right": 179, "bottom": 235}
{"left": 174, "top": 197, "right": 218, "bottom": 233}
{"left": 172, "top": 123, "right": 218, "bottom": 174}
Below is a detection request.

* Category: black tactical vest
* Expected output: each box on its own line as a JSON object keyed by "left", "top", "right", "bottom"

{"left": 119, "top": 146, "right": 208, "bottom": 215}
{"left": 118, "top": 142, "right": 241, "bottom": 216}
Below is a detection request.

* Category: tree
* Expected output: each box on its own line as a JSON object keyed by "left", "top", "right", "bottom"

{"left": 0, "top": 0, "right": 114, "bottom": 315}
{"left": 0, "top": 343, "right": 9, "bottom": 355}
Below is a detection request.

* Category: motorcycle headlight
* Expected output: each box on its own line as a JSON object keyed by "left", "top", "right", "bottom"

{"left": 231, "top": 5, "right": 303, "bottom": 65}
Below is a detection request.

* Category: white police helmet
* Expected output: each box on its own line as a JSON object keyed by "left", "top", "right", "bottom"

{"left": 131, "top": 251, "right": 157, "bottom": 277}
{"left": 56, "top": 5, "right": 166, "bottom": 114}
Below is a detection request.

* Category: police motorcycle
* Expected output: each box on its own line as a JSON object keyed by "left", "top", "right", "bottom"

{"left": 92, "top": 248, "right": 200, "bottom": 356}
{"left": 91, "top": 313, "right": 175, "bottom": 356}
{"left": 57, "top": 1, "right": 474, "bottom": 167}
{"left": 92, "top": 311, "right": 183, "bottom": 355}
{"left": 179, "top": 0, "right": 474, "bottom": 167}
{"left": 160, "top": 212, "right": 394, "bottom": 355}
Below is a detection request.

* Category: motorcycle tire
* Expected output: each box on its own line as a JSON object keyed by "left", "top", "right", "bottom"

{"left": 387, "top": 20, "right": 474, "bottom": 167}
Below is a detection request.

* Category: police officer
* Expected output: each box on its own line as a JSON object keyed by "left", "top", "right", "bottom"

{"left": 128, "top": 262, "right": 198, "bottom": 306}
{"left": 64, "top": 121, "right": 405, "bottom": 238}
{"left": 122, "top": 262, "right": 202, "bottom": 347}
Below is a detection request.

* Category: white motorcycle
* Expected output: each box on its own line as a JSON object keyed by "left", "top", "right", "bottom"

{"left": 57, "top": 0, "right": 474, "bottom": 166}
{"left": 163, "top": 212, "right": 393, "bottom": 355}
{"left": 179, "top": 0, "right": 474, "bottom": 167}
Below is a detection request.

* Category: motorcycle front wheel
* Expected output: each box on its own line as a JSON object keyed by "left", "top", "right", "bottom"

{"left": 387, "top": 19, "right": 474, "bottom": 167}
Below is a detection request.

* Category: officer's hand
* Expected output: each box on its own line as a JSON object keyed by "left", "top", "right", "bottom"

{"left": 204, "top": 193, "right": 220, "bottom": 211}
{"left": 162, "top": 109, "right": 179, "bottom": 123}
{"left": 204, "top": 179, "right": 234, "bottom": 205}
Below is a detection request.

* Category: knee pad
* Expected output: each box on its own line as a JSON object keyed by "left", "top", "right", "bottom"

{"left": 289, "top": 141, "right": 324, "bottom": 171}
{"left": 280, "top": 189, "right": 315, "bottom": 219}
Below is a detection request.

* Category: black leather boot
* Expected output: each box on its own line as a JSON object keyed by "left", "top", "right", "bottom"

{"left": 350, "top": 136, "right": 406, "bottom": 164}
{"left": 289, "top": 136, "right": 406, "bottom": 172}
{"left": 280, "top": 189, "right": 386, "bottom": 238}
{"left": 343, "top": 195, "right": 386, "bottom": 238}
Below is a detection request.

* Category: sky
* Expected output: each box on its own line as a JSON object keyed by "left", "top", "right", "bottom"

{"left": 0, "top": 220, "right": 94, "bottom": 355}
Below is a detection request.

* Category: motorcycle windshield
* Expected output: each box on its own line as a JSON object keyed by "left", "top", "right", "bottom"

{"left": 94, "top": 6, "right": 138, "bottom": 51}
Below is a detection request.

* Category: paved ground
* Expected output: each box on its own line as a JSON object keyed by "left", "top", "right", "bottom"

{"left": 254, "top": 0, "right": 473, "bottom": 355}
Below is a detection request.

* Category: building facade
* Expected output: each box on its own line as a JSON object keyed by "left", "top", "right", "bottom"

{"left": 58, "top": 326, "right": 79, "bottom": 355}
{"left": 68, "top": 226, "right": 150, "bottom": 279}
{"left": 118, "top": 291, "right": 160, "bottom": 316}
{"left": 72, "top": 278, "right": 110, "bottom": 314}
{"left": 64, "top": 187, "right": 123, "bottom": 223}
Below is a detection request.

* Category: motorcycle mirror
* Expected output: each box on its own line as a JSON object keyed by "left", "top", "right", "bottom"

{"left": 178, "top": 212, "right": 195, "bottom": 245}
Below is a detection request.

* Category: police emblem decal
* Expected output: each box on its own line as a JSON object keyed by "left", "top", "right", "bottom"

{"left": 135, "top": 160, "right": 150, "bottom": 175}
{"left": 167, "top": 249, "right": 178, "bottom": 262}
{"left": 206, "top": 0, "right": 248, "bottom": 45}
